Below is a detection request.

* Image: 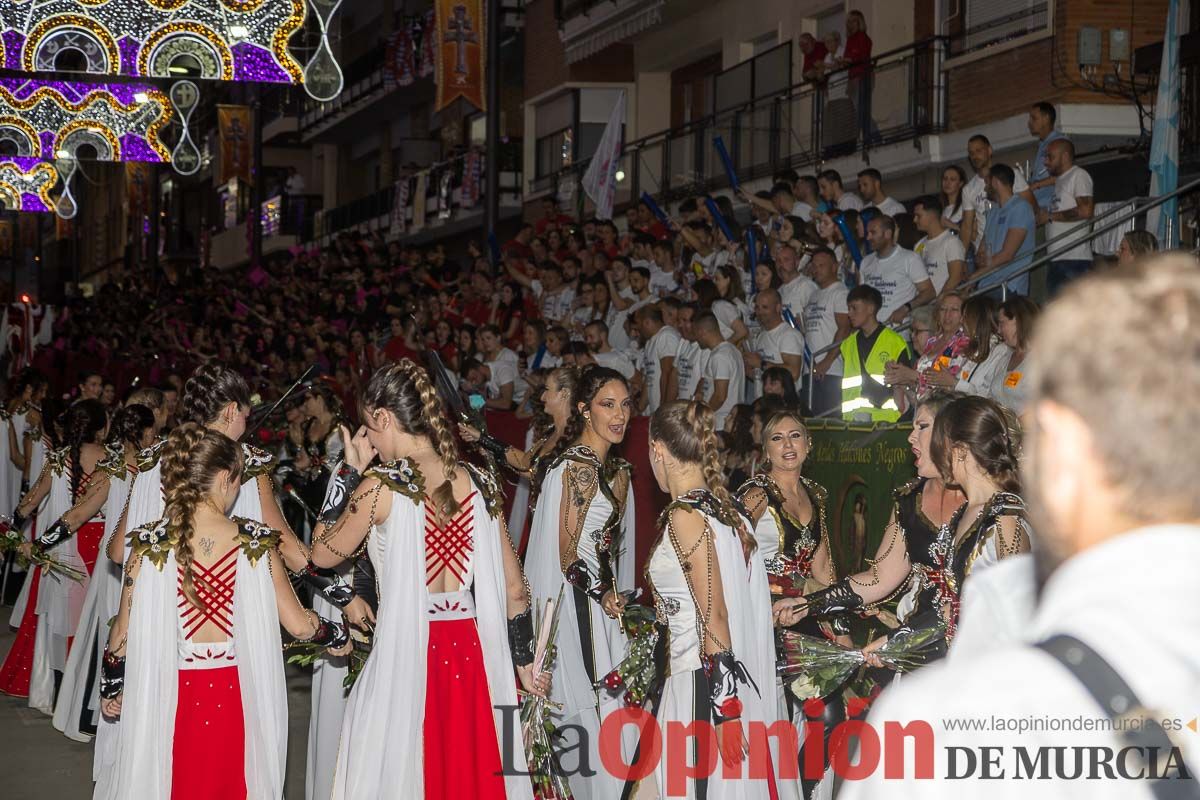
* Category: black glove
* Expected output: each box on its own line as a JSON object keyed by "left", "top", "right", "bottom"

{"left": 19, "top": 479, "right": 29, "bottom": 496}
{"left": 297, "top": 561, "right": 355, "bottom": 608}
{"left": 319, "top": 464, "right": 362, "bottom": 524}
{"left": 352, "top": 557, "right": 379, "bottom": 612}
{"left": 99, "top": 647, "right": 125, "bottom": 699}
{"left": 703, "top": 650, "right": 744, "bottom": 724}
{"left": 803, "top": 578, "right": 864, "bottom": 618}
{"left": 308, "top": 615, "right": 350, "bottom": 649}
{"left": 34, "top": 519, "right": 72, "bottom": 553}
{"left": 508, "top": 608, "right": 535, "bottom": 667}
{"left": 475, "top": 431, "right": 511, "bottom": 462}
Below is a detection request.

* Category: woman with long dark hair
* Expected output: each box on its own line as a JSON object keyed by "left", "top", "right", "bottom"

{"left": 97, "top": 425, "right": 349, "bottom": 799}
{"left": 939, "top": 164, "right": 968, "bottom": 232}
{"left": 627, "top": 400, "right": 787, "bottom": 800}
{"left": 524, "top": 365, "right": 637, "bottom": 800}
{"left": 53, "top": 403, "right": 157, "bottom": 742}
{"left": 929, "top": 395, "right": 1030, "bottom": 636}
{"left": 6, "top": 368, "right": 50, "bottom": 531}
{"left": 312, "top": 360, "right": 544, "bottom": 800}
{"left": 0, "top": 399, "right": 108, "bottom": 710}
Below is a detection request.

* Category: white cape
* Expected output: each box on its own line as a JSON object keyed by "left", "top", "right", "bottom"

{"left": 330, "top": 470, "right": 531, "bottom": 800}
{"left": 93, "top": 538, "right": 288, "bottom": 799}
{"left": 523, "top": 456, "right": 637, "bottom": 800}
{"left": 53, "top": 470, "right": 130, "bottom": 741}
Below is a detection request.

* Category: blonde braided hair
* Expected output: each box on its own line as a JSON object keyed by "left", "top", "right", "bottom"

{"left": 160, "top": 423, "right": 243, "bottom": 611}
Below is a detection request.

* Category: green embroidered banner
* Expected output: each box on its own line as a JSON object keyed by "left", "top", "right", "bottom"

{"left": 803, "top": 419, "right": 917, "bottom": 577}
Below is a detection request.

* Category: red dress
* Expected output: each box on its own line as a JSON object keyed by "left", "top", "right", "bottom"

{"left": 0, "top": 469, "right": 105, "bottom": 697}
{"left": 422, "top": 491, "right": 508, "bottom": 800}
{"left": 172, "top": 546, "right": 245, "bottom": 800}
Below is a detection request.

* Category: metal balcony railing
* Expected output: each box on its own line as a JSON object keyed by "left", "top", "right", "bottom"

{"left": 530, "top": 37, "right": 949, "bottom": 204}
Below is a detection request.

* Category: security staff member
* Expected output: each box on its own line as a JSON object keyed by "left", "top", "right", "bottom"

{"left": 839, "top": 285, "right": 910, "bottom": 422}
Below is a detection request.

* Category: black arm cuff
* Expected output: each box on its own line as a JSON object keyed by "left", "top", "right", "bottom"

{"left": 35, "top": 519, "right": 72, "bottom": 552}
{"left": 309, "top": 615, "right": 350, "bottom": 649}
{"left": 7, "top": 509, "right": 27, "bottom": 533}
{"left": 703, "top": 650, "right": 743, "bottom": 724}
{"left": 352, "top": 557, "right": 379, "bottom": 611}
{"left": 99, "top": 648, "right": 125, "bottom": 699}
{"left": 508, "top": 608, "right": 535, "bottom": 667}
{"left": 298, "top": 561, "right": 355, "bottom": 608}
{"left": 319, "top": 464, "right": 362, "bottom": 524}
{"left": 804, "top": 578, "right": 865, "bottom": 618}
{"left": 476, "top": 432, "right": 511, "bottom": 462}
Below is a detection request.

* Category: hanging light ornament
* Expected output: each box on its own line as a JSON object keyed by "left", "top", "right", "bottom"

{"left": 169, "top": 80, "right": 201, "bottom": 175}
{"left": 53, "top": 152, "right": 77, "bottom": 219}
{"left": 303, "top": 0, "right": 343, "bottom": 102}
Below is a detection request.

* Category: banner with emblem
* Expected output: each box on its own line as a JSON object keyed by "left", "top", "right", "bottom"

{"left": 434, "top": 0, "right": 485, "bottom": 112}
{"left": 217, "top": 105, "right": 254, "bottom": 187}
{"left": 802, "top": 420, "right": 916, "bottom": 577}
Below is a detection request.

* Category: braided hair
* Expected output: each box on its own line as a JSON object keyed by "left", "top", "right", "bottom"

{"left": 107, "top": 403, "right": 156, "bottom": 449}
{"left": 62, "top": 399, "right": 107, "bottom": 495}
{"left": 361, "top": 360, "right": 459, "bottom": 521}
{"left": 651, "top": 400, "right": 756, "bottom": 554}
{"left": 160, "top": 423, "right": 243, "bottom": 611}
{"left": 929, "top": 395, "right": 1021, "bottom": 493}
{"left": 11, "top": 367, "right": 47, "bottom": 405}
{"left": 181, "top": 364, "right": 251, "bottom": 426}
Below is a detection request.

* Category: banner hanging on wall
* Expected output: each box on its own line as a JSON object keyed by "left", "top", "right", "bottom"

{"left": 217, "top": 105, "right": 253, "bottom": 187}
{"left": 434, "top": 0, "right": 485, "bottom": 112}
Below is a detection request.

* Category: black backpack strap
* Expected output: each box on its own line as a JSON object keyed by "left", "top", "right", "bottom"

{"left": 1036, "top": 634, "right": 1199, "bottom": 799}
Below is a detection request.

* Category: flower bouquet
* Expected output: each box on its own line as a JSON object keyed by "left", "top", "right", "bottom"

{"left": 520, "top": 586, "right": 574, "bottom": 800}
{"left": 0, "top": 516, "right": 87, "bottom": 584}
{"left": 284, "top": 626, "right": 371, "bottom": 689}
{"left": 594, "top": 598, "right": 660, "bottom": 707}
{"left": 778, "top": 621, "right": 947, "bottom": 701}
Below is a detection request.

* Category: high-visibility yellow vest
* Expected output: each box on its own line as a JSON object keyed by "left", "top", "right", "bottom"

{"left": 839, "top": 327, "right": 910, "bottom": 422}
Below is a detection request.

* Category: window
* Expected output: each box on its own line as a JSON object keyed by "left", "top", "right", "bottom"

{"left": 947, "top": 0, "right": 1051, "bottom": 59}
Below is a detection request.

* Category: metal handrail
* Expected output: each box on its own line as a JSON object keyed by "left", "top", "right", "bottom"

{"left": 532, "top": 36, "right": 949, "bottom": 192}
{"left": 804, "top": 176, "right": 1200, "bottom": 414}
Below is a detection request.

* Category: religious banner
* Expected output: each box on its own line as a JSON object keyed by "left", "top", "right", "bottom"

{"left": 125, "top": 162, "right": 151, "bottom": 221}
{"left": 217, "top": 105, "right": 253, "bottom": 187}
{"left": 434, "top": 0, "right": 484, "bottom": 112}
{"left": 802, "top": 420, "right": 916, "bottom": 577}
{"left": 390, "top": 177, "right": 410, "bottom": 236}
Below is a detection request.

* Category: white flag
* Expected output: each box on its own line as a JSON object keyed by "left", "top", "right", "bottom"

{"left": 1147, "top": 0, "right": 1188, "bottom": 247}
{"left": 581, "top": 91, "right": 626, "bottom": 221}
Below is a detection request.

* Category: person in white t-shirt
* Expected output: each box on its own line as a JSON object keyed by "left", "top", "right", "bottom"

{"left": 673, "top": 305, "right": 708, "bottom": 401}
{"left": 860, "top": 215, "right": 935, "bottom": 326}
{"left": 857, "top": 168, "right": 906, "bottom": 218}
{"left": 635, "top": 304, "right": 681, "bottom": 415}
{"left": 776, "top": 243, "right": 818, "bottom": 324}
{"left": 960, "top": 133, "right": 1037, "bottom": 254}
{"left": 583, "top": 321, "right": 637, "bottom": 380}
{"left": 647, "top": 239, "right": 681, "bottom": 297}
{"left": 803, "top": 247, "right": 852, "bottom": 415}
{"left": 1037, "top": 138, "right": 1095, "bottom": 295}
{"left": 463, "top": 357, "right": 526, "bottom": 411}
{"left": 476, "top": 325, "right": 520, "bottom": 368}
{"left": 912, "top": 195, "right": 966, "bottom": 296}
{"left": 507, "top": 260, "right": 575, "bottom": 324}
{"left": 607, "top": 265, "right": 654, "bottom": 353}
{"left": 694, "top": 313, "right": 744, "bottom": 429}
{"left": 744, "top": 288, "right": 805, "bottom": 401}
{"left": 818, "top": 168, "right": 865, "bottom": 211}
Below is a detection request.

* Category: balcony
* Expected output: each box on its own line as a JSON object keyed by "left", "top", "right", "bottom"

{"left": 311, "top": 146, "right": 523, "bottom": 243}
{"left": 530, "top": 37, "right": 948, "bottom": 204}
{"left": 556, "top": 0, "right": 666, "bottom": 64}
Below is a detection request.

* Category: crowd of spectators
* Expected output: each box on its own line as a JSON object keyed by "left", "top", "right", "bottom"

{"left": 26, "top": 98, "right": 1160, "bottom": 485}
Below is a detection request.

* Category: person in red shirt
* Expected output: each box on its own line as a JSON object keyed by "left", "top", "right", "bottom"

{"left": 800, "top": 32, "right": 828, "bottom": 82}
{"left": 461, "top": 272, "right": 494, "bottom": 327}
{"left": 843, "top": 10, "right": 878, "bottom": 146}
{"left": 534, "top": 197, "right": 574, "bottom": 235}
{"left": 382, "top": 316, "right": 418, "bottom": 363}
{"left": 502, "top": 223, "right": 535, "bottom": 260}
{"left": 634, "top": 201, "right": 671, "bottom": 239}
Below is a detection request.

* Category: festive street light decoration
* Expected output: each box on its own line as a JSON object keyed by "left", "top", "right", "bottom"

{"left": 0, "top": 1, "right": 336, "bottom": 97}
{"left": 0, "top": 158, "right": 56, "bottom": 213}
{"left": 169, "top": 80, "right": 201, "bottom": 175}
{"left": 53, "top": 153, "right": 78, "bottom": 219}
{"left": 303, "top": 0, "right": 343, "bottom": 102}
{"left": 0, "top": 78, "right": 172, "bottom": 163}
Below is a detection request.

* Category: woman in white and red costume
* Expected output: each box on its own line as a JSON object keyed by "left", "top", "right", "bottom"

{"left": 96, "top": 424, "right": 349, "bottom": 799}
{"left": 312, "top": 359, "right": 547, "bottom": 800}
